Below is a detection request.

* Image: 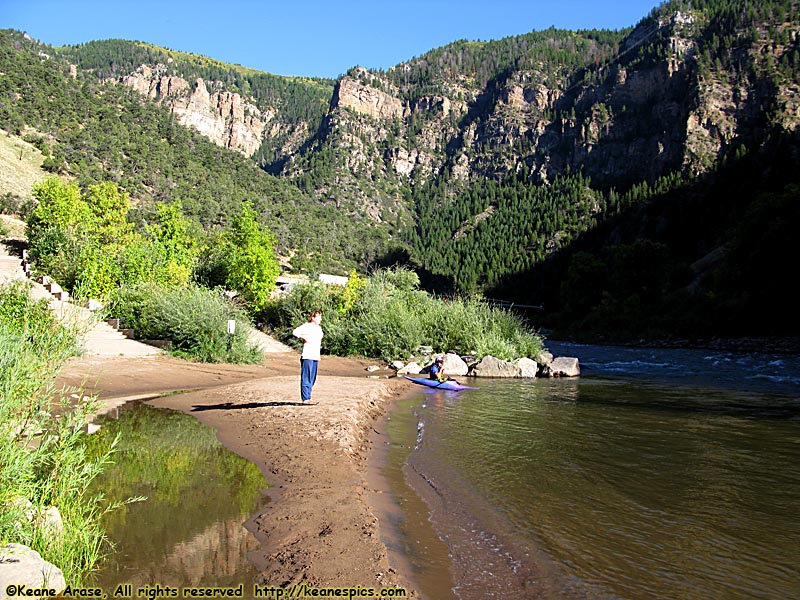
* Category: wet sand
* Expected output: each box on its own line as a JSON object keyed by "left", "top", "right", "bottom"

{"left": 56, "top": 351, "right": 420, "bottom": 596}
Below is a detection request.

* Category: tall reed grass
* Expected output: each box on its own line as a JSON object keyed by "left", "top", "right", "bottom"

{"left": 0, "top": 281, "right": 124, "bottom": 584}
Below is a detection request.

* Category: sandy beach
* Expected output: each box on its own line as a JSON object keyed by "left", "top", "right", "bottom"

{"left": 56, "top": 350, "right": 418, "bottom": 596}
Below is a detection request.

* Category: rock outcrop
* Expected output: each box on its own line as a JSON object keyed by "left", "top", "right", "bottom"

{"left": 294, "top": 8, "right": 800, "bottom": 222}
{"left": 95, "top": 7, "right": 800, "bottom": 229}
{"left": 332, "top": 71, "right": 404, "bottom": 120}
{"left": 117, "top": 65, "right": 271, "bottom": 156}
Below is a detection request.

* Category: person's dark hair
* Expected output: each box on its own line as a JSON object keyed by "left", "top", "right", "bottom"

{"left": 309, "top": 310, "right": 323, "bottom": 320}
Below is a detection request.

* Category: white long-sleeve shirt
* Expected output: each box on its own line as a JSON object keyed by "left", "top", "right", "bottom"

{"left": 292, "top": 321, "right": 324, "bottom": 360}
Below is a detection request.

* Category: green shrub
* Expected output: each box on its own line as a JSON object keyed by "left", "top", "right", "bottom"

{"left": 0, "top": 281, "right": 80, "bottom": 403}
{"left": 106, "top": 283, "right": 263, "bottom": 364}
{"left": 27, "top": 179, "right": 200, "bottom": 300}
{"left": 103, "top": 282, "right": 159, "bottom": 330}
{"left": 268, "top": 268, "right": 544, "bottom": 361}
{"left": 222, "top": 201, "right": 280, "bottom": 315}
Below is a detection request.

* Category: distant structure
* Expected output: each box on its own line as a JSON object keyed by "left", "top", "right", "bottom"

{"left": 318, "top": 273, "right": 349, "bottom": 286}
{"left": 273, "top": 273, "right": 349, "bottom": 297}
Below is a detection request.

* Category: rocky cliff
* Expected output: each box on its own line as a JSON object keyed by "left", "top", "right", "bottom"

{"left": 99, "top": 3, "right": 799, "bottom": 229}
{"left": 116, "top": 64, "right": 271, "bottom": 157}
{"left": 283, "top": 6, "right": 800, "bottom": 221}
{"left": 331, "top": 70, "right": 405, "bottom": 120}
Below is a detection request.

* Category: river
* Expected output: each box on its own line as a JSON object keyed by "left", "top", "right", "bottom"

{"left": 386, "top": 342, "right": 800, "bottom": 600}
{"left": 85, "top": 402, "right": 267, "bottom": 589}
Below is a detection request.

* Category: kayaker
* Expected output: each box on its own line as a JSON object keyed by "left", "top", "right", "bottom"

{"left": 429, "top": 356, "right": 448, "bottom": 382}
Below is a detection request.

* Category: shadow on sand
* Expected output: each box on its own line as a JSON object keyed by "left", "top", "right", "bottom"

{"left": 191, "top": 401, "right": 315, "bottom": 411}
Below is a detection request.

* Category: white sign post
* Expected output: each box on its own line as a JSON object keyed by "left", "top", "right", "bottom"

{"left": 227, "top": 320, "right": 236, "bottom": 351}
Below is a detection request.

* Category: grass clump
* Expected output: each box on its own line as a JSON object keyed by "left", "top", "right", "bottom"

{"left": 106, "top": 283, "right": 263, "bottom": 364}
{"left": 267, "top": 267, "right": 544, "bottom": 362}
{"left": 0, "top": 281, "right": 124, "bottom": 584}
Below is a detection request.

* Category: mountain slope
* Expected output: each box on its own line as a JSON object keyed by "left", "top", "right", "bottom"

{"left": 0, "top": 132, "right": 47, "bottom": 207}
{"left": 3, "top": 0, "right": 799, "bottom": 341}
{"left": 0, "top": 30, "right": 389, "bottom": 273}
{"left": 55, "top": 38, "right": 334, "bottom": 167}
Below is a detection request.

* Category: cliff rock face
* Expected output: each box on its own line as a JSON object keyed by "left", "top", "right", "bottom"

{"left": 332, "top": 71, "right": 405, "bottom": 120}
{"left": 107, "top": 7, "right": 799, "bottom": 226}
{"left": 118, "top": 65, "right": 271, "bottom": 156}
{"left": 288, "top": 8, "right": 799, "bottom": 222}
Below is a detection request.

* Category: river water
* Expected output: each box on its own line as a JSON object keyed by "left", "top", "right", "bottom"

{"left": 388, "top": 342, "right": 800, "bottom": 600}
{"left": 85, "top": 402, "right": 267, "bottom": 589}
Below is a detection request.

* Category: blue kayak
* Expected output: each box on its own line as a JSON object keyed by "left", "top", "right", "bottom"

{"left": 403, "top": 376, "right": 479, "bottom": 391}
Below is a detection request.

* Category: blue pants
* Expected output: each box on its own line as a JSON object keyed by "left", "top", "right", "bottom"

{"left": 300, "top": 358, "right": 319, "bottom": 401}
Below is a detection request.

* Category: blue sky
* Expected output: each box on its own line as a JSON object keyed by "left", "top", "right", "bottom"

{"left": 3, "top": 0, "right": 662, "bottom": 79}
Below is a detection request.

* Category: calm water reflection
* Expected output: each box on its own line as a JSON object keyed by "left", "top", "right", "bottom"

{"left": 397, "top": 344, "right": 800, "bottom": 599}
{"left": 85, "top": 402, "right": 267, "bottom": 589}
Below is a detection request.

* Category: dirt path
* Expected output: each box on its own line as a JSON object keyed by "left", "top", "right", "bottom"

{"left": 56, "top": 351, "right": 417, "bottom": 596}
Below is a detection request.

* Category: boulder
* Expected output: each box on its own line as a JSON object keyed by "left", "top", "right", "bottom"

{"left": 33, "top": 506, "right": 64, "bottom": 536}
{"left": 389, "top": 360, "right": 405, "bottom": 371}
{"left": 514, "top": 357, "right": 539, "bottom": 378}
{"left": 549, "top": 356, "right": 580, "bottom": 377}
{"left": 0, "top": 544, "right": 66, "bottom": 597}
{"left": 396, "top": 361, "right": 423, "bottom": 375}
{"left": 441, "top": 353, "right": 469, "bottom": 376}
{"left": 470, "top": 355, "right": 521, "bottom": 378}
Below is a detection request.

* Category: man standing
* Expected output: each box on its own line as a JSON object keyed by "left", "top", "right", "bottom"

{"left": 292, "top": 310, "right": 324, "bottom": 405}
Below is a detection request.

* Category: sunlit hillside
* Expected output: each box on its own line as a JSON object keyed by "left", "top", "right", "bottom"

{"left": 0, "top": 131, "right": 46, "bottom": 203}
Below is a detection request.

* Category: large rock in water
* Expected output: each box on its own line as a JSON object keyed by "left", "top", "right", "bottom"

{"left": 549, "top": 357, "right": 581, "bottom": 377}
{"left": 0, "top": 544, "right": 66, "bottom": 598}
{"left": 514, "top": 357, "right": 539, "bottom": 378}
{"left": 441, "top": 353, "right": 469, "bottom": 376}
{"left": 470, "top": 355, "right": 521, "bottom": 378}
